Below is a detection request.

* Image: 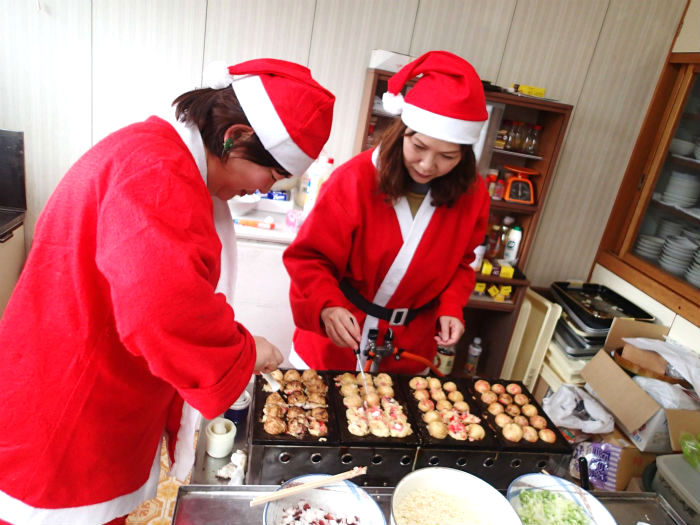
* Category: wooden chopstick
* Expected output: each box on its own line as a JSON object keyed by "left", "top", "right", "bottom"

{"left": 249, "top": 466, "right": 367, "bottom": 507}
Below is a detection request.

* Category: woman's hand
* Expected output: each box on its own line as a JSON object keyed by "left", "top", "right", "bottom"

{"left": 434, "top": 316, "right": 465, "bottom": 346}
{"left": 320, "top": 306, "right": 361, "bottom": 350}
{"left": 253, "top": 335, "right": 284, "bottom": 373}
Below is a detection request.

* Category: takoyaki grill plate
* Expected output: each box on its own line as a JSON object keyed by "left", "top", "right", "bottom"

{"left": 465, "top": 378, "right": 571, "bottom": 454}
{"left": 328, "top": 371, "right": 419, "bottom": 447}
{"left": 397, "top": 375, "right": 498, "bottom": 450}
{"left": 251, "top": 371, "right": 339, "bottom": 446}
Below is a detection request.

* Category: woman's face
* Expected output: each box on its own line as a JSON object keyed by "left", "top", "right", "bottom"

{"left": 402, "top": 131, "right": 462, "bottom": 184}
{"left": 207, "top": 154, "right": 286, "bottom": 201}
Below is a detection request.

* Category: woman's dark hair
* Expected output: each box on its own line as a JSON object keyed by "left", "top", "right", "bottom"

{"left": 172, "top": 87, "right": 290, "bottom": 175}
{"left": 377, "top": 118, "right": 477, "bottom": 207}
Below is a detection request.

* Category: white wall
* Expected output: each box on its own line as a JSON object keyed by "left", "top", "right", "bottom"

{"left": 0, "top": 0, "right": 688, "bottom": 290}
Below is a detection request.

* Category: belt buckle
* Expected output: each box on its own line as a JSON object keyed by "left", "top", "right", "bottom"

{"left": 389, "top": 308, "right": 409, "bottom": 326}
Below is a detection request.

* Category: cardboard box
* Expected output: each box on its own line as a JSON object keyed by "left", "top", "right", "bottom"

{"left": 368, "top": 50, "right": 412, "bottom": 72}
{"left": 581, "top": 319, "right": 700, "bottom": 453}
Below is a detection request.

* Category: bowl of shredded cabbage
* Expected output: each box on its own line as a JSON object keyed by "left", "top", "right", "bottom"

{"left": 507, "top": 473, "right": 615, "bottom": 525}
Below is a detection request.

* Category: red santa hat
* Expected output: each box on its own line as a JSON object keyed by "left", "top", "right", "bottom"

{"left": 203, "top": 59, "right": 335, "bottom": 177}
{"left": 382, "top": 50, "right": 487, "bottom": 145}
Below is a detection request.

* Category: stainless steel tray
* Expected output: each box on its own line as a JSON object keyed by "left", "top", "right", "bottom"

{"left": 172, "top": 485, "right": 687, "bottom": 525}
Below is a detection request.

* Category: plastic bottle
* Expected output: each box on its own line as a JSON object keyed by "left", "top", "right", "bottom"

{"left": 486, "top": 224, "right": 502, "bottom": 259}
{"left": 470, "top": 235, "right": 488, "bottom": 270}
{"left": 464, "top": 337, "right": 482, "bottom": 377}
{"left": 496, "top": 216, "right": 515, "bottom": 259}
{"left": 503, "top": 225, "right": 523, "bottom": 263}
{"left": 493, "top": 174, "right": 506, "bottom": 200}
{"left": 302, "top": 156, "right": 334, "bottom": 216}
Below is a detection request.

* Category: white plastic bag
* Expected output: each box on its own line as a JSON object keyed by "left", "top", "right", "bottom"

{"left": 543, "top": 384, "right": 614, "bottom": 434}
{"left": 633, "top": 376, "right": 700, "bottom": 410}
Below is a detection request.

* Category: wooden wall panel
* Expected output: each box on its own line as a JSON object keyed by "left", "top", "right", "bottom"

{"left": 92, "top": 0, "right": 207, "bottom": 143}
{"left": 0, "top": 0, "right": 91, "bottom": 242}
{"left": 204, "top": 0, "right": 315, "bottom": 66}
{"left": 524, "top": 0, "right": 686, "bottom": 286}
{"left": 307, "top": 0, "right": 418, "bottom": 162}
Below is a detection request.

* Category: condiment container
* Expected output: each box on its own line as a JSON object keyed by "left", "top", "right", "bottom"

{"left": 224, "top": 390, "right": 251, "bottom": 425}
{"left": 205, "top": 417, "right": 236, "bottom": 458}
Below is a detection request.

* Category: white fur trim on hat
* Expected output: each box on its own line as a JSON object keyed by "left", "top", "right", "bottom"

{"left": 382, "top": 91, "right": 404, "bottom": 115}
{"left": 203, "top": 60, "right": 233, "bottom": 89}
{"left": 401, "top": 102, "right": 485, "bottom": 145}
{"left": 232, "top": 74, "right": 314, "bottom": 177}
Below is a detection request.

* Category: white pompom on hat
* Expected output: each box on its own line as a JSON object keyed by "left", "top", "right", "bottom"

{"left": 204, "top": 58, "right": 335, "bottom": 177}
{"left": 382, "top": 50, "right": 487, "bottom": 145}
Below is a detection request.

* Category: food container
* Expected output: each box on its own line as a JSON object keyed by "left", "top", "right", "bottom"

{"left": 652, "top": 454, "right": 700, "bottom": 525}
{"left": 206, "top": 417, "right": 237, "bottom": 458}
{"left": 225, "top": 390, "right": 252, "bottom": 425}
{"left": 390, "top": 467, "right": 521, "bottom": 525}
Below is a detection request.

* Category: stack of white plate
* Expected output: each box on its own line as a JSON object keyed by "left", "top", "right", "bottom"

{"left": 659, "top": 235, "right": 697, "bottom": 276}
{"left": 661, "top": 171, "right": 700, "bottom": 207}
{"left": 682, "top": 227, "right": 700, "bottom": 245}
{"left": 657, "top": 218, "right": 684, "bottom": 238}
{"left": 633, "top": 234, "right": 665, "bottom": 259}
{"left": 685, "top": 249, "right": 700, "bottom": 288}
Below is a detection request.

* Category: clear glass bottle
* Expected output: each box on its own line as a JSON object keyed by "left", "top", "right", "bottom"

{"left": 434, "top": 344, "right": 456, "bottom": 375}
{"left": 496, "top": 216, "right": 515, "bottom": 259}
{"left": 525, "top": 124, "right": 542, "bottom": 155}
{"left": 464, "top": 337, "right": 482, "bottom": 377}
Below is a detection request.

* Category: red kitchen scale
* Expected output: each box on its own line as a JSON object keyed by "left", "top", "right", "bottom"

{"left": 503, "top": 165, "right": 539, "bottom": 205}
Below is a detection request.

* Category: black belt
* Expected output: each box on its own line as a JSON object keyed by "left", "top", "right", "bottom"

{"left": 339, "top": 279, "right": 437, "bottom": 326}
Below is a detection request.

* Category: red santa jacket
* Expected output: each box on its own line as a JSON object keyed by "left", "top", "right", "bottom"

{"left": 0, "top": 117, "right": 254, "bottom": 515}
{"left": 283, "top": 148, "right": 489, "bottom": 373}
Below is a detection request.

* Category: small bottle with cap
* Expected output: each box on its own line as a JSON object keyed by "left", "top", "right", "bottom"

{"left": 464, "top": 337, "right": 483, "bottom": 377}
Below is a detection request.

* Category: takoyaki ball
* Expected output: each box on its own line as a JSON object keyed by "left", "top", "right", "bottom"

{"left": 286, "top": 406, "right": 305, "bottom": 420}
{"left": 266, "top": 392, "right": 285, "bottom": 406}
{"left": 481, "top": 391, "right": 498, "bottom": 404}
{"left": 283, "top": 380, "right": 303, "bottom": 395}
{"left": 474, "top": 379, "right": 491, "bottom": 393}
{"left": 389, "top": 420, "right": 412, "bottom": 438}
{"left": 364, "top": 393, "right": 380, "bottom": 407}
{"left": 462, "top": 413, "right": 481, "bottom": 424}
{"left": 530, "top": 415, "right": 547, "bottom": 430}
{"left": 436, "top": 399, "right": 452, "bottom": 411}
{"left": 359, "top": 385, "right": 377, "bottom": 397}
{"left": 417, "top": 399, "right": 435, "bottom": 412}
{"left": 301, "top": 369, "right": 319, "bottom": 383}
{"left": 452, "top": 401, "right": 470, "bottom": 412}
{"left": 310, "top": 407, "right": 328, "bottom": 421}
{"left": 427, "top": 377, "right": 442, "bottom": 390}
{"left": 283, "top": 369, "right": 301, "bottom": 383}
{"left": 448, "top": 422, "right": 468, "bottom": 441}
{"left": 355, "top": 373, "right": 368, "bottom": 385}
{"left": 369, "top": 419, "right": 391, "bottom": 437}
{"left": 305, "top": 380, "right": 328, "bottom": 396}
{"left": 448, "top": 391, "right": 464, "bottom": 403}
{"left": 467, "top": 423, "right": 486, "bottom": 441}
{"left": 263, "top": 416, "right": 286, "bottom": 435}
{"left": 343, "top": 394, "right": 363, "bottom": 408}
{"left": 505, "top": 404, "right": 521, "bottom": 417}
{"left": 287, "top": 391, "right": 307, "bottom": 407}
{"left": 377, "top": 385, "right": 394, "bottom": 398}
{"left": 348, "top": 418, "right": 369, "bottom": 437}
{"left": 340, "top": 383, "right": 359, "bottom": 397}
{"left": 409, "top": 376, "right": 428, "bottom": 390}
{"left": 306, "top": 392, "right": 326, "bottom": 407}
{"left": 506, "top": 383, "right": 522, "bottom": 395}
{"left": 494, "top": 413, "right": 513, "bottom": 428}
{"left": 336, "top": 372, "right": 356, "bottom": 385}
{"left": 422, "top": 410, "right": 442, "bottom": 423}
{"left": 502, "top": 423, "right": 524, "bottom": 442}
{"left": 263, "top": 404, "right": 286, "bottom": 419}
{"left": 513, "top": 393, "right": 529, "bottom": 406}
{"left": 522, "top": 425, "right": 539, "bottom": 443}
{"left": 490, "top": 383, "right": 506, "bottom": 395}
{"left": 513, "top": 415, "right": 529, "bottom": 427}
{"left": 270, "top": 369, "right": 284, "bottom": 382}
{"left": 374, "top": 373, "right": 393, "bottom": 387}
{"left": 430, "top": 389, "right": 447, "bottom": 401}
{"left": 308, "top": 419, "right": 328, "bottom": 437}
{"left": 427, "top": 421, "right": 448, "bottom": 439}
{"left": 487, "top": 402, "right": 504, "bottom": 415}
{"left": 442, "top": 381, "right": 458, "bottom": 392}
{"left": 539, "top": 428, "right": 557, "bottom": 443}
{"left": 498, "top": 393, "right": 513, "bottom": 406}
{"left": 286, "top": 418, "right": 306, "bottom": 438}
{"left": 521, "top": 404, "right": 538, "bottom": 417}
{"left": 414, "top": 389, "right": 430, "bottom": 401}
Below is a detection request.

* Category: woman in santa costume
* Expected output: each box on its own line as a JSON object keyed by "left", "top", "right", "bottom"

{"left": 0, "top": 59, "right": 334, "bottom": 524}
{"left": 284, "top": 50, "right": 489, "bottom": 374}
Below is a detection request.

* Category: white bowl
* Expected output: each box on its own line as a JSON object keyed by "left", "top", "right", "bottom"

{"left": 390, "top": 467, "right": 520, "bottom": 525}
{"left": 263, "top": 474, "right": 385, "bottom": 525}
{"left": 228, "top": 193, "right": 260, "bottom": 216}
{"left": 507, "top": 473, "right": 616, "bottom": 525}
{"left": 670, "top": 138, "right": 695, "bottom": 156}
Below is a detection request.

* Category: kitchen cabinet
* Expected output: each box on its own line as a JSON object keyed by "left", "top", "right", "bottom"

{"left": 0, "top": 224, "right": 25, "bottom": 318}
{"left": 354, "top": 68, "right": 572, "bottom": 377}
{"left": 596, "top": 57, "right": 700, "bottom": 326}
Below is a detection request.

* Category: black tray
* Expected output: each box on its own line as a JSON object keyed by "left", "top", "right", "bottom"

{"left": 250, "top": 371, "right": 339, "bottom": 445}
{"left": 551, "top": 282, "right": 655, "bottom": 327}
{"left": 464, "top": 378, "right": 571, "bottom": 454}
{"left": 554, "top": 319, "right": 602, "bottom": 357}
{"left": 328, "top": 371, "right": 419, "bottom": 447}
{"left": 397, "top": 375, "right": 498, "bottom": 450}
